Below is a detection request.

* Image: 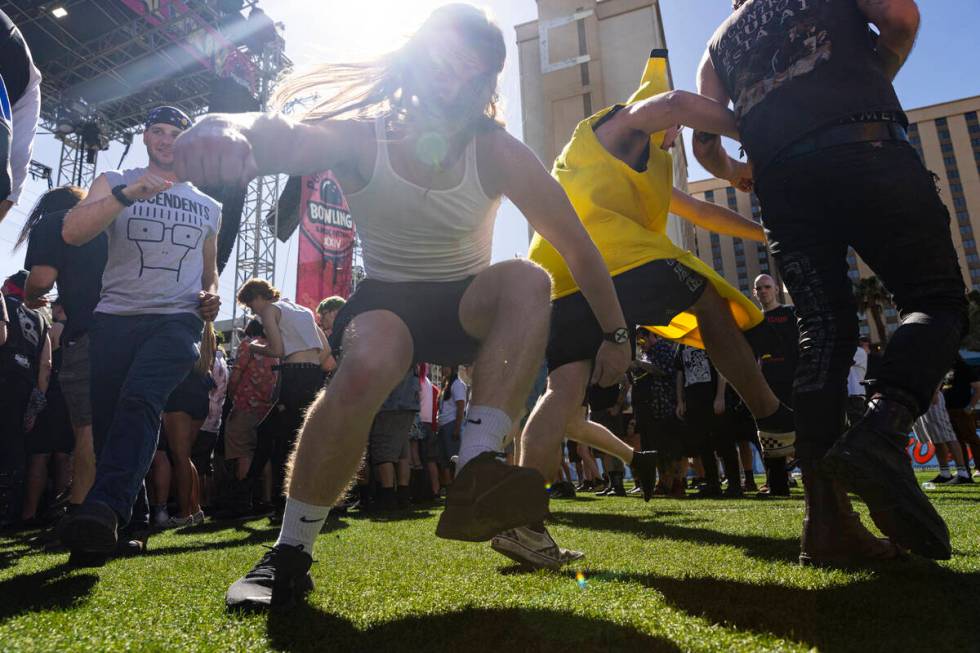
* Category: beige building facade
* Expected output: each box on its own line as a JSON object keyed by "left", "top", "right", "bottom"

{"left": 689, "top": 95, "right": 980, "bottom": 341}
{"left": 516, "top": 0, "right": 687, "bottom": 243}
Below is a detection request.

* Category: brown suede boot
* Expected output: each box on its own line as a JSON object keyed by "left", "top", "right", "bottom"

{"left": 799, "top": 463, "right": 906, "bottom": 566}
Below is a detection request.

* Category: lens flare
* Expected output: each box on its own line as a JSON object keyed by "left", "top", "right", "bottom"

{"left": 575, "top": 571, "right": 587, "bottom": 589}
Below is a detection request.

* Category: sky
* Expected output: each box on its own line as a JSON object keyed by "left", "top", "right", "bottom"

{"left": 1, "top": 0, "right": 977, "bottom": 321}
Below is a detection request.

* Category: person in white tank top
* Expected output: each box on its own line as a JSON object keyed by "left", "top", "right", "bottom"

{"left": 175, "top": 5, "right": 632, "bottom": 609}
{"left": 236, "top": 279, "right": 329, "bottom": 521}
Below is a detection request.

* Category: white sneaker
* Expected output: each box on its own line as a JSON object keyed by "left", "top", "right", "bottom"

{"left": 152, "top": 508, "right": 170, "bottom": 528}
{"left": 164, "top": 514, "right": 194, "bottom": 529}
{"left": 490, "top": 526, "right": 585, "bottom": 570}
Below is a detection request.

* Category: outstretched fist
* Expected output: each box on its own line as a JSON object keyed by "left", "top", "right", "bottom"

{"left": 173, "top": 118, "right": 258, "bottom": 188}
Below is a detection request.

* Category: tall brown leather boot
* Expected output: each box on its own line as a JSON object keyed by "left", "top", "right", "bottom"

{"left": 799, "top": 462, "right": 906, "bottom": 566}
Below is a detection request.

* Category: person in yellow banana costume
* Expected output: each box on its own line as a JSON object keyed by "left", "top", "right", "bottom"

{"left": 489, "top": 51, "right": 796, "bottom": 570}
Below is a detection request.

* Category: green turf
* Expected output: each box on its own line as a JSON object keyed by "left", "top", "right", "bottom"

{"left": 2, "top": 473, "right": 979, "bottom": 652}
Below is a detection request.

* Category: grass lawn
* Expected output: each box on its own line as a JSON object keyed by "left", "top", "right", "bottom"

{"left": 2, "top": 472, "right": 979, "bottom": 652}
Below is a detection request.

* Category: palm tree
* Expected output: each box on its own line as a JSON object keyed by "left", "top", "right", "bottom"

{"left": 853, "top": 276, "right": 891, "bottom": 343}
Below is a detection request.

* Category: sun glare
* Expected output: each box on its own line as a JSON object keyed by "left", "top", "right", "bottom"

{"left": 278, "top": 1, "right": 463, "bottom": 64}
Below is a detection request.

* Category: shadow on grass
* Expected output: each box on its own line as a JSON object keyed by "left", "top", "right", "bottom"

{"left": 0, "top": 562, "right": 96, "bottom": 624}
{"left": 145, "top": 520, "right": 348, "bottom": 558}
{"left": 599, "top": 565, "right": 980, "bottom": 652}
{"left": 266, "top": 605, "right": 681, "bottom": 652}
{"left": 549, "top": 510, "right": 800, "bottom": 563}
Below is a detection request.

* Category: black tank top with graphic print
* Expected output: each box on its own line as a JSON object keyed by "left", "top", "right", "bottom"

{"left": 708, "top": 0, "right": 905, "bottom": 172}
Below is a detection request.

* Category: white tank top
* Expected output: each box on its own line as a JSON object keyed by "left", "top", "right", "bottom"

{"left": 273, "top": 299, "right": 322, "bottom": 357}
{"left": 345, "top": 117, "right": 501, "bottom": 282}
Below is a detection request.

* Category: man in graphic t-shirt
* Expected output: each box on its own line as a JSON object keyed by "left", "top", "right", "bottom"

{"left": 57, "top": 106, "right": 222, "bottom": 564}
{"left": 696, "top": 0, "right": 965, "bottom": 563}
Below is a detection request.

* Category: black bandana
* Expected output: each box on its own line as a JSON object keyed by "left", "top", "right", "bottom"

{"left": 145, "top": 106, "right": 191, "bottom": 131}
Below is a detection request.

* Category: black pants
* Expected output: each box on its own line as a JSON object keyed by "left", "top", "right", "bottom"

{"left": 0, "top": 376, "right": 31, "bottom": 526}
{"left": 756, "top": 139, "right": 967, "bottom": 462}
{"left": 685, "top": 400, "right": 739, "bottom": 489}
{"left": 265, "top": 365, "right": 324, "bottom": 504}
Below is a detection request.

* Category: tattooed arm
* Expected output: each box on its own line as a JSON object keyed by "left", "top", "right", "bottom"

{"left": 693, "top": 50, "right": 753, "bottom": 192}
{"left": 856, "top": 0, "right": 920, "bottom": 80}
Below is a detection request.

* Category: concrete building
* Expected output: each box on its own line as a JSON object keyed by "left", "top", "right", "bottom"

{"left": 515, "top": 0, "right": 687, "bottom": 243}
{"left": 688, "top": 95, "right": 980, "bottom": 342}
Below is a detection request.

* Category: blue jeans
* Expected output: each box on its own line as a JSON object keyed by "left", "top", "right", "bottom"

{"left": 86, "top": 312, "right": 201, "bottom": 524}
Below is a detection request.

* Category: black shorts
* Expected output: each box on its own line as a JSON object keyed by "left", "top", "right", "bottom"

{"left": 330, "top": 277, "right": 480, "bottom": 366}
{"left": 164, "top": 372, "right": 211, "bottom": 421}
{"left": 27, "top": 389, "right": 74, "bottom": 455}
{"left": 547, "top": 259, "right": 707, "bottom": 372}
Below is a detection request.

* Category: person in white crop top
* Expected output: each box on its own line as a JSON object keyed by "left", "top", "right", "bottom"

{"left": 175, "top": 5, "right": 632, "bottom": 610}
{"left": 236, "top": 278, "right": 328, "bottom": 522}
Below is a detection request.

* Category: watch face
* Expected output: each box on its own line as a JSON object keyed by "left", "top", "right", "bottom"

{"left": 615, "top": 328, "right": 629, "bottom": 344}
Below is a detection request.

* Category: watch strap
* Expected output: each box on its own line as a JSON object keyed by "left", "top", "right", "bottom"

{"left": 111, "top": 184, "right": 134, "bottom": 207}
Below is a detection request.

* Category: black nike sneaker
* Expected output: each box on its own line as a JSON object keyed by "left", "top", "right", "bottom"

{"left": 226, "top": 544, "right": 314, "bottom": 611}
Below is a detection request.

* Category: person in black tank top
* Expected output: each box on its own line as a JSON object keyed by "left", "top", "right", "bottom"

{"left": 695, "top": 0, "right": 965, "bottom": 565}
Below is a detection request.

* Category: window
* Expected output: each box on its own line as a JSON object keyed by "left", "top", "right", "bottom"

{"left": 941, "top": 142, "right": 954, "bottom": 153}
{"left": 936, "top": 117, "right": 948, "bottom": 127}
{"left": 967, "top": 253, "right": 980, "bottom": 264}
{"left": 955, "top": 196, "right": 967, "bottom": 209}
{"left": 948, "top": 168, "right": 960, "bottom": 179}
{"left": 963, "top": 239, "right": 976, "bottom": 249}
{"left": 704, "top": 190, "right": 715, "bottom": 203}
{"left": 950, "top": 183, "right": 963, "bottom": 194}
{"left": 960, "top": 225, "right": 973, "bottom": 235}
{"left": 945, "top": 156, "right": 957, "bottom": 166}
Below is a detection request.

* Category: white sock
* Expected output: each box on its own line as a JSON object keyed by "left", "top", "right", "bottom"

{"left": 456, "top": 405, "right": 513, "bottom": 470}
{"left": 275, "top": 497, "right": 331, "bottom": 552}
{"left": 957, "top": 468, "right": 970, "bottom": 479}
{"left": 938, "top": 466, "right": 952, "bottom": 479}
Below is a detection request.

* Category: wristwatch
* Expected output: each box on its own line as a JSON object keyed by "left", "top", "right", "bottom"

{"left": 603, "top": 327, "right": 629, "bottom": 345}
{"left": 111, "top": 184, "right": 134, "bottom": 207}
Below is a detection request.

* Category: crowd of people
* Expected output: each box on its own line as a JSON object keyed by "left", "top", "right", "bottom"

{"left": 0, "top": 0, "right": 976, "bottom": 616}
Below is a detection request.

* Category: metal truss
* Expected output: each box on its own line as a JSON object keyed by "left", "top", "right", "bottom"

{"left": 230, "top": 38, "right": 289, "bottom": 339}
{"left": 55, "top": 133, "right": 97, "bottom": 189}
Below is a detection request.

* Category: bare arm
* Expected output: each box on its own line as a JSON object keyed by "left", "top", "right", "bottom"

{"left": 856, "top": 0, "right": 920, "bottom": 80}
{"left": 669, "top": 188, "right": 764, "bottom": 242}
{"left": 0, "top": 291, "right": 7, "bottom": 347}
{"left": 25, "top": 265, "right": 57, "bottom": 303}
{"left": 250, "top": 304, "right": 285, "bottom": 359}
{"left": 492, "top": 132, "right": 629, "bottom": 386}
{"left": 198, "top": 234, "right": 221, "bottom": 321}
{"left": 37, "top": 333, "right": 52, "bottom": 393}
{"left": 692, "top": 51, "right": 753, "bottom": 191}
{"left": 173, "top": 112, "right": 361, "bottom": 187}
{"left": 619, "top": 90, "right": 739, "bottom": 141}
{"left": 63, "top": 172, "right": 172, "bottom": 245}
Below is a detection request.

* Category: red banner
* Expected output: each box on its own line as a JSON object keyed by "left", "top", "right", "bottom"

{"left": 295, "top": 171, "right": 355, "bottom": 312}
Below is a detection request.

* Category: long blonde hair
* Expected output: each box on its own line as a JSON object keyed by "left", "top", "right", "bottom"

{"left": 272, "top": 4, "right": 506, "bottom": 136}
{"left": 195, "top": 322, "right": 217, "bottom": 377}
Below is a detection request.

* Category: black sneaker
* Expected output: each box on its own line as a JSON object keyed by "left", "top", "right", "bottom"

{"left": 927, "top": 474, "right": 954, "bottom": 485}
{"left": 58, "top": 501, "right": 118, "bottom": 557}
{"left": 695, "top": 484, "right": 723, "bottom": 499}
{"left": 946, "top": 475, "right": 974, "bottom": 485}
{"left": 631, "top": 450, "right": 658, "bottom": 502}
{"left": 756, "top": 403, "right": 796, "bottom": 459}
{"left": 226, "top": 544, "right": 314, "bottom": 611}
{"left": 820, "top": 396, "right": 951, "bottom": 560}
{"left": 116, "top": 528, "right": 151, "bottom": 557}
{"left": 435, "top": 452, "right": 549, "bottom": 542}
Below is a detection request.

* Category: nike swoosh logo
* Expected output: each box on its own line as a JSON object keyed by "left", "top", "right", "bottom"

{"left": 467, "top": 419, "right": 482, "bottom": 425}
{"left": 299, "top": 516, "right": 325, "bottom": 523}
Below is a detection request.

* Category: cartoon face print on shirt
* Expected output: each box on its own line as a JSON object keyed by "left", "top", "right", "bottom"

{"left": 127, "top": 189, "right": 211, "bottom": 281}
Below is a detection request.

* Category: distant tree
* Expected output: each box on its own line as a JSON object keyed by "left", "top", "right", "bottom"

{"left": 962, "top": 290, "right": 980, "bottom": 351}
{"left": 853, "top": 276, "right": 891, "bottom": 344}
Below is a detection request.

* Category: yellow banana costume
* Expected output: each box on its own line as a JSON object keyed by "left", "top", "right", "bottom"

{"left": 528, "top": 50, "right": 762, "bottom": 349}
